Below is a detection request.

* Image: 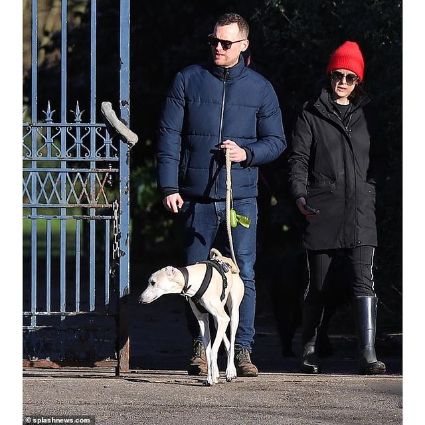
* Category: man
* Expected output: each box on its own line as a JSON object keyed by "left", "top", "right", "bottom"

{"left": 157, "top": 13, "right": 286, "bottom": 377}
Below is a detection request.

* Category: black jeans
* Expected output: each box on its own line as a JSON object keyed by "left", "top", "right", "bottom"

{"left": 305, "top": 246, "right": 377, "bottom": 306}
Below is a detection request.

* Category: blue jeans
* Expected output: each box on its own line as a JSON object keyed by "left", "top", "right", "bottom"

{"left": 179, "top": 198, "right": 258, "bottom": 351}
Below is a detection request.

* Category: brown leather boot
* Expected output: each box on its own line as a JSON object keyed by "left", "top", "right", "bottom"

{"left": 187, "top": 340, "right": 208, "bottom": 376}
{"left": 235, "top": 348, "right": 258, "bottom": 377}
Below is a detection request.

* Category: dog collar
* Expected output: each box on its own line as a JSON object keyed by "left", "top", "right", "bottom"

{"left": 177, "top": 267, "right": 191, "bottom": 296}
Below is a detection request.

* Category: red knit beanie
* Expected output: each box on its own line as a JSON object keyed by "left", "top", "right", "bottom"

{"left": 326, "top": 41, "right": 365, "bottom": 82}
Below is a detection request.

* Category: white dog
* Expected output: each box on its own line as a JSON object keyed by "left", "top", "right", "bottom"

{"left": 139, "top": 248, "right": 244, "bottom": 386}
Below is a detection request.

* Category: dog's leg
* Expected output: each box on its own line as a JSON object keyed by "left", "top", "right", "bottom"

{"left": 221, "top": 329, "right": 231, "bottom": 364}
{"left": 207, "top": 301, "right": 230, "bottom": 385}
{"left": 222, "top": 334, "right": 230, "bottom": 352}
{"left": 225, "top": 281, "right": 244, "bottom": 381}
{"left": 225, "top": 295, "right": 238, "bottom": 381}
{"left": 201, "top": 317, "right": 213, "bottom": 385}
{"left": 189, "top": 300, "right": 213, "bottom": 385}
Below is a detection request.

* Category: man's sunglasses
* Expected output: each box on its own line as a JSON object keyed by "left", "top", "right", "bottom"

{"left": 331, "top": 71, "right": 359, "bottom": 86}
{"left": 208, "top": 34, "right": 246, "bottom": 51}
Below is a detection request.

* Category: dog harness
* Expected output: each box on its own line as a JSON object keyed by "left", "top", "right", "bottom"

{"left": 178, "top": 259, "right": 230, "bottom": 313}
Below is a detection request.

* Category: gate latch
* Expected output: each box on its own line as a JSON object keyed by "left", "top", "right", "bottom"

{"left": 112, "top": 199, "right": 121, "bottom": 260}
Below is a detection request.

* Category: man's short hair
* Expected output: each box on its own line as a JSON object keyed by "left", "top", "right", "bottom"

{"left": 215, "top": 13, "right": 249, "bottom": 38}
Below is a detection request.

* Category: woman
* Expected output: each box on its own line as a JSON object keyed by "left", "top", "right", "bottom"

{"left": 288, "top": 41, "right": 386, "bottom": 375}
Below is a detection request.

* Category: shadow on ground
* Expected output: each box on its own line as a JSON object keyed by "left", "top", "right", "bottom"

{"left": 130, "top": 279, "right": 402, "bottom": 375}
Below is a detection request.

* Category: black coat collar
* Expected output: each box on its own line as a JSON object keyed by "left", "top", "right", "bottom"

{"left": 314, "top": 88, "right": 370, "bottom": 116}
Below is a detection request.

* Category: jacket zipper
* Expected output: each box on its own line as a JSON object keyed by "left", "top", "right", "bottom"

{"left": 214, "top": 68, "right": 229, "bottom": 197}
{"left": 331, "top": 108, "right": 358, "bottom": 247}
{"left": 346, "top": 113, "right": 358, "bottom": 247}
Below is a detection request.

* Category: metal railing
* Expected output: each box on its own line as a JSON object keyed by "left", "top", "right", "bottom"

{"left": 23, "top": 0, "right": 131, "bottom": 374}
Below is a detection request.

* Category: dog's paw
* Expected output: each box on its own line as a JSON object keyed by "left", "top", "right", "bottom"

{"left": 226, "top": 366, "right": 237, "bottom": 382}
{"left": 211, "top": 367, "right": 220, "bottom": 383}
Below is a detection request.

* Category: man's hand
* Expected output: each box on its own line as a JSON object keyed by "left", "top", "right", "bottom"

{"left": 220, "top": 140, "right": 247, "bottom": 163}
{"left": 296, "top": 196, "right": 316, "bottom": 216}
{"left": 163, "top": 193, "right": 184, "bottom": 213}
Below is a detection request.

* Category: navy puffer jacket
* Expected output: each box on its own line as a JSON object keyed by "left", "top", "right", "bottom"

{"left": 157, "top": 56, "right": 286, "bottom": 200}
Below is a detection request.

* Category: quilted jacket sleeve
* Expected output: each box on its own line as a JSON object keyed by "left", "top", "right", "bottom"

{"left": 243, "top": 81, "right": 286, "bottom": 167}
{"left": 157, "top": 72, "right": 185, "bottom": 196}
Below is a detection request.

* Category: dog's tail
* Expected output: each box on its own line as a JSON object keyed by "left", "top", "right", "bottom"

{"left": 210, "top": 248, "right": 239, "bottom": 274}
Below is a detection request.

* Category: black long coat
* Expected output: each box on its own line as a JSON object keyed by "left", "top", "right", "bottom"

{"left": 288, "top": 88, "right": 377, "bottom": 250}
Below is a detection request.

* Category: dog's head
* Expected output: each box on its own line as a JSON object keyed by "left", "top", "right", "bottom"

{"left": 209, "top": 248, "right": 239, "bottom": 274}
{"left": 139, "top": 266, "right": 183, "bottom": 304}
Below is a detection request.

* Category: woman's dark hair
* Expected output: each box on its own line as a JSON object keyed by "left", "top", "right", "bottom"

{"left": 348, "top": 83, "right": 366, "bottom": 104}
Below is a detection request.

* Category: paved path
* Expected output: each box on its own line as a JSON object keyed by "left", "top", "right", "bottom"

{"left": 23, "top": 279, "right": 402, "bottom": 424}
{"left": 23, "top": 368, "right": 401, "bottom": 425}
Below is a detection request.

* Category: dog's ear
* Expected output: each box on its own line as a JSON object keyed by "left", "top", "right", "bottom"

{"left": 164, "top": 266, "right": 178, "bottom": 279}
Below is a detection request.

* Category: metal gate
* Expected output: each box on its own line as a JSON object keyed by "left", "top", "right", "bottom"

{"left": 23, "top": 0, "right": 131, "bottom": 373}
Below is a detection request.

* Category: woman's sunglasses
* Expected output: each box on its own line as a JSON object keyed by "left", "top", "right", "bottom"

{"left": 208, "top": 34, "right": 246, "bottom": 51}
{"left": 331, "top": 71, "right": 359, "bottom": 86}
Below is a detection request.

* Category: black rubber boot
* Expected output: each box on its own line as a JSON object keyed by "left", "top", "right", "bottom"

{"left": 353, "top": 296, "right": 386, "bottom": 375}
{"left": 300, "top": 304, "right": 324, "bottom": 374}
